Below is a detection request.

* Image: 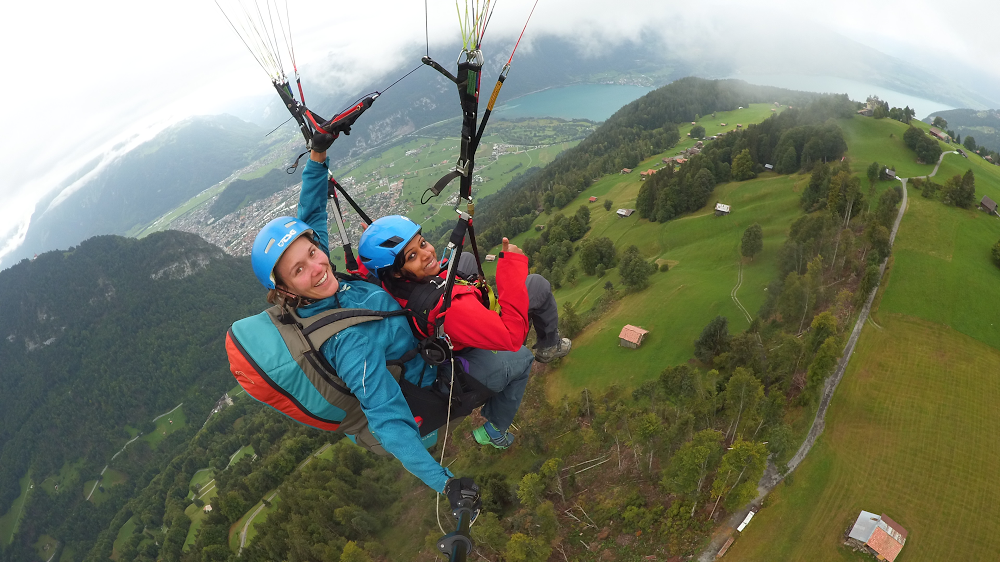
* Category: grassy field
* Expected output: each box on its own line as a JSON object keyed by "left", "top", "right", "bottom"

{"left": 39, "top": 460, "right": 83, "bottom": 498}
{"left": 528, "top": 170, "right": 805, "bottom": 399}
{"left": 34, "top": 534, "right": 58, "bottom": 561}
{"left": 84, "top": 468, "right": 128, "bottom": 505}
{"left": 186, "top": 468, "right": 214, "bottom": 500}
{"left": 244, "top": 494, "right": 281, "bottom": 545}
{"left": 0, "top": 472, "right": 31, "bottom": 546}
{"left": 725, "top": 314, "right": 1000, "bottom": 561}
{"left": 227, "top": 444, "right": 255, "bottom": 468}
{"left": 142, "top": 405, "right": 187, "bottom": 448}
{"left": 111, "top": 516, "right": 138, "bottom": 560}
{"left": 841, "top": 116, "right": 948, "bottom": 178}
{"left": 880, "top": 151, "right": 1000, "bottom": 351}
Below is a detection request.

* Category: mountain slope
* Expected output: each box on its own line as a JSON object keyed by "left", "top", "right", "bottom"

{"left": 5, "top": 116, "right": 270, "bottom": 266}
{"left": 0, "top": 230, "right": 263, "bottom": 559}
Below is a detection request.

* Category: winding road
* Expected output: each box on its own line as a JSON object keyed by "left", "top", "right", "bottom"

{"left": 699, "top": 151, "right": 956, "bottom": 560}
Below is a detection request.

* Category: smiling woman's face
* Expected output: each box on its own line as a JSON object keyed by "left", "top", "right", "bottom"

{"left": 395, "top": 235, "right": 441, "bottom": 280}
{"left": 274, "top": 236, "right": 339, "bottom": 300}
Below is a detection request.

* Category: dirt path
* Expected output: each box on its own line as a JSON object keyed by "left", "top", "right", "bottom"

{"left": 731, "top": 258, "right": 752, "bottom": 324}
{"left": 698, "top": 164, "right": 918, "bottom": 561}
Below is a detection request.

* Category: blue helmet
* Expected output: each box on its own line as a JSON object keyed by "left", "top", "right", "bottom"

{"left": 358, "top": 215, "right": 421, "bottom": 277}
{"left": 251, "top": 216, "right": 315, "bottom": 289}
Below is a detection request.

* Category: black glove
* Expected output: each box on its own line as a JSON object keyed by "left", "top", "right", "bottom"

{"left": 311, "top": 132, "right": 337, "bottom": 153}
{"left": 444, "top": 477, "right": 481, "bottom": 514}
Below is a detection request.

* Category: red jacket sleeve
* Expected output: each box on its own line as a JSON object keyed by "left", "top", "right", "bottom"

{"left": 441, "top": 252, "right": 530, "bottom": 352}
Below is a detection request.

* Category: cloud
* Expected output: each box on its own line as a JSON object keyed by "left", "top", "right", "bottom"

{"left": 1, "top": 0, "right": 997, "bottom": 265}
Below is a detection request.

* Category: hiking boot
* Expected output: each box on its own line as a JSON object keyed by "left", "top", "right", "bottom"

{"left": 472, "top": 422, "right": 516, "bottom": 449}
{"left": 534, "top": 337, "right": 572, "bottom": 363}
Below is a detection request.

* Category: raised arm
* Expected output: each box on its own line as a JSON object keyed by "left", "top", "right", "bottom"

{"left": 297, "top": 144, "right": 334, "bottom": 254}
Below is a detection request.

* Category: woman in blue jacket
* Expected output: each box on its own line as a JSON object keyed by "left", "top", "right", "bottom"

{"left": 249, "top": 135, "right": 473, "bottom": 501}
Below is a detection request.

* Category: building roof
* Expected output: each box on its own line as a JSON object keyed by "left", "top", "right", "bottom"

{"left": 982, "top": 195, "right": 997, "bottom": 211}
{"left": 621, "top": 168, "right": 633, "bottom": 173}
{"left": 589, "top": 196, "right": 598, "bottom": 202}
{"left": 848, "top": 511, "right": 880, "bottom": 542}
{"left": 848, "top": 511, "right": 906, "bottom": 562}
{"left": 868, "top": 527, "right": 904, "bottom": 562}
{"left": 619, "top": 325, "right": 649, "bottom": 344}
{"left": 764, "top": 163, "right": 774, "bottom": 170}
{"left": 616, "top": 208, "right": 635, "bottom": 217}
{"left": 929, "top": 127, "right": 949, "bottom": 139}
{"left": 885, "top": 168, "right": 896, "bottom": 177}
{"left": 879, "top": 514, "right": 908, "bottom": 541}
{"left": 640, "top": 169, "right": 658, "bottom": 176}
{"left": 715, "top": 203, "right": 731, "bottom": 213}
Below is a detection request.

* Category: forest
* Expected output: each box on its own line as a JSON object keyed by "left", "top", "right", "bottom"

{"left": 426, "top": 77, "right": 822, "bottom": 249}
{"left": 0, "top": 231, "right": 263, "bottom": 562}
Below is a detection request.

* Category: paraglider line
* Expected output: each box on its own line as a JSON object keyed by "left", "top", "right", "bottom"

{"left": 507, "top": 0, "right": 539, "bottom": 65}
{"left": 379, "top": 63, "right": 424, "bottom": 96}
{"left": 265, "top": 116, "right": 294, "bottom": 137}
{"left": 214, "top": 0, "right": 270, "bottom": 76}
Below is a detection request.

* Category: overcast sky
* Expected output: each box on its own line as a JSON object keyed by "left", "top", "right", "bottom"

{"left": 1, "top": 0, "right": 997, "bottom": 263}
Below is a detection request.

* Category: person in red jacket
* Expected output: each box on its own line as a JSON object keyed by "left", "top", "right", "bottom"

{"left": 358, "top": 215, "right": 570, "bottom": 448}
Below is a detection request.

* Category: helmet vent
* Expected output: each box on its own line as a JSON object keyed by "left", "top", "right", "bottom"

{"left": 264, "top": 239, "right": 275, "bottom": 254}
{"left": 379, "top": 236, "right": 404, "bottom": 248}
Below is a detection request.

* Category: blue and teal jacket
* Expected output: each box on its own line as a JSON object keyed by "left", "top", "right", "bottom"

{"left": 295, "top": 157, "right": 451, "bottom": 492}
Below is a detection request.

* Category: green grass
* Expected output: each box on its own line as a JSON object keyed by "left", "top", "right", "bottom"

{"left": 227, "top": 445, "right": 255, "bottom": 468}
{"left": 879, "top": 152, "right": 1000, "bottom": 351}
{"left": 58, "top": 546, "right": 75, "bottom": 562}
{"left": 183, "top": 503, "right": 208, "bottom": 552}
{"left": 85, "top": 469, "right": 128, "bottom": 505}
{"left": 39, "top": 459, "right": 82, "bottom": 498}
{"left": 186, "top": 468, "right": 214, "bottom": 500}
{"left": 536, "top": 172, "right": 805, "bottom": 398}
{"left": 842, "top": 116, "right": 947, "bottom": 178}
{"left": 141, "top": 406, "right": 187, "bottom": 448}
{"left": 244, "top": 493, "right": 281, "bottom": 545}
{"left": 725, "top": 314, "right": 1000, "bottom": 561}
{"left": 111, "top": 516, "right": 138, "bottom": 560}
{"left": 34, "top": 534, "right": 58, "bottom": 561}
{"left": 0, "top": 471, "right": 31, "bottom": 545}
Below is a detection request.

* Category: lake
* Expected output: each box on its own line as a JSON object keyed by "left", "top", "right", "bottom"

{"left": 731, "top": 73, "right": 954, "bottom": 119}
{"left": 494, "top": 84, "right": 653, "bottom": 122}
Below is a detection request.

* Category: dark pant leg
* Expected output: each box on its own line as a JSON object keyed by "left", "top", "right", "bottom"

{"left": 525, "top": 274, "right": 560, "bottom": 348}
{"left": 457, "top": 347, "right": 534, "bottom": 431}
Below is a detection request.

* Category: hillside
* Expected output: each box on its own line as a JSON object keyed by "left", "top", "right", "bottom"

{"left": 0, "top": 231, "right": 263, "bottom": 561}
{"left": 5, "top": 116, "right": 272, "bottom": 266}
{"left": 926, "top": 108, "right": 1000, "bottom": 153}
{"left": 719, "top": 121, "right": 1000, "bottom": 559}
{"left": 6, "top": 81, "right": 1000, "bottom": 562}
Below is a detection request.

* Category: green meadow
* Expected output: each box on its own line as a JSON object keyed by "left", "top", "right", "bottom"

{"left": 111, "top": 516, "right": 138, "bottom": 560}
{"left": 141, "top": 405, "right": 187, "bottom": 448}
{"left": 0, "top": 472, "right": 31, "bottom": 546}
{"left": 725, "top": 315, "right": 1000, "bottom": 561}
{"left": 880, "top": 151, "right": 1000, "bottom": 350}
{"left": 84, "top": 468, "right": 128, "bottom": 505}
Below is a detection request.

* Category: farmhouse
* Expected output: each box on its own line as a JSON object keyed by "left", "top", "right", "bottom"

{"left": 884, "top": 168, "right": 896, "bottom": 179}
{"left": 980, "top": 195, "right": 998, "bottom": 215}
{"left": 857, "top": 108, "right": 873, "bottom": 117}
{"left": 764, "top": 163, "right": 774, "bottom": 171}
{"left": 621, "top": 168, "right": 633, "bottom": 174}
{"left": 203, "top": 504, "right": 213, "bottom": 513}
{"left": 618, "top": 325, "right": 649, "bottom": 348}
{"left": 846, "top": 511, "right": 907, "bottom": 562}
{"left": 589, "top": 196, "right": 598, "bottom": 203}
{"left": 485, "top": 254, "right": 497, "bottom": 262}
{"left": 616, "top": 208, "right": 636, "bottom": 218}
{"left": 640, "top": 169, "right": 658, "bottom": 179}
{"left": 929, "top": 127, "right": 949, "bottom": 141}
{"left": 715, "top": 203, "right": 731, "bottom": 216}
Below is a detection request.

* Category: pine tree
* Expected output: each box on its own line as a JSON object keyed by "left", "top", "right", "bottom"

{"left": 740, "top": 224, "right": 763, "bottom": 260}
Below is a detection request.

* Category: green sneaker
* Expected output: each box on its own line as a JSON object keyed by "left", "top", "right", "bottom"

{"left": 472, "top": 422, "right": 515, "bottom": 449}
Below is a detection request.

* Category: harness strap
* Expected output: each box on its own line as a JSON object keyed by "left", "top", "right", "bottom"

{"left": 329, "top": 178, "right": 373, "bottom": 225}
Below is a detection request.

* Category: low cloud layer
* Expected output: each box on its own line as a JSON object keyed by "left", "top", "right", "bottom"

{"left": 1, "top": 0, "right": 996, "bottom": 264}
